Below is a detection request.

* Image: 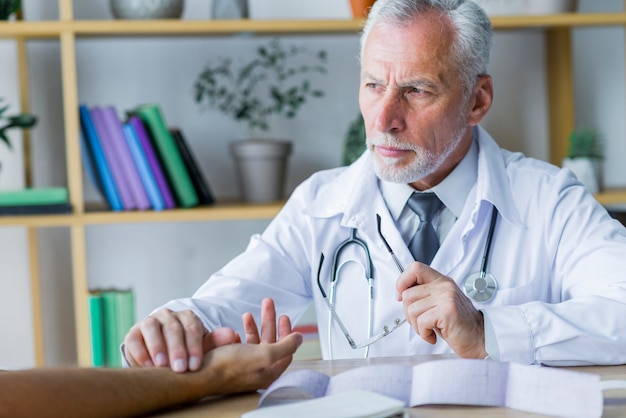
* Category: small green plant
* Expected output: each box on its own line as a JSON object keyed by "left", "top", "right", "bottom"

{"left": 0, "top": 0, "right": 20, "bottom": 20}
{"left": 567, "top": 127, "right": 604, "bottom": 160}
{"left": 193, "top": 38, "right": 328, "bottom": 133}
{"left": 0, "top": 98, "right": 37, "bottom": 150}
{"left": 342, "top": 113, "right": 367, "bottom": 165}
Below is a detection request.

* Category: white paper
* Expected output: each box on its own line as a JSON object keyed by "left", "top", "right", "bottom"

{"left": 258, "top": 358, "right": 603, "bottom": 418}
{"left": 243, "top": 390, "right": 405, "bottom": 418}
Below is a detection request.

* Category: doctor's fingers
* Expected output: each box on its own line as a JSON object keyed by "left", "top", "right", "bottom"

{"left": 396, "top": 262, "right": 448, "bottom": 300}
{"left": 144, "top": 308, "right": 208, "bottom": 372}
{"left": 123, "top": 325, "right": 153, "bottom": 368}
{"left": 401, "top": 279, "right": 464, "bottom": 342}
{"left": 404, "top": 287, "right": 487, "bottom": 358}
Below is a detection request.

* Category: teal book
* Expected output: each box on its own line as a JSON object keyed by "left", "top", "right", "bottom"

{"left": 0, "top": 187, "right": 68, "bottom": 206}
{"left": 115, "top": 289, "right": 135, "bottom": 364}
{"left": 100, "top": 290, "right": 120, "bottom": 368}
{"left": 100, "top": 288, "right": 135, "bottom": 368}
{"left": 88, "top": 292, "right": 105, "bottom": 367}
{"left": 132, "top": 104, "right": 199, "bottom": 208}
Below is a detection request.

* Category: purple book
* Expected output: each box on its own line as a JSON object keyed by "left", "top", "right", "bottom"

{"left": 128, "top": 116, "right": 176, "bottom": 209}
{"left": 101, "top": 106, "right": 151, "bottom": 211}
{"left": 91, "top": 106, "right": 135, "bottom": 210}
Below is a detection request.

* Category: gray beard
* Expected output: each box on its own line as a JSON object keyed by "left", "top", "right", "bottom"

{"left": 367, "top": 128, "right": 465, "bottom": 184}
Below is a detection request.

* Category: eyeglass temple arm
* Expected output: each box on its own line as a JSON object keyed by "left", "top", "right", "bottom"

{"left": 316, "top": 253, "right": 358, "bottom": 349}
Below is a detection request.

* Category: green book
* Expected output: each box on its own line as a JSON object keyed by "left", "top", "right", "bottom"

{"left": 101, "top": 290, "right": 120, "bottom": 368}
{"left": 100, "top": 288, "right": 135, "bottom": 368}
{"left": 0, "top": 187, "right": 68, "bottom": 206}
{"left": 87, "top": 292, "right": 105, "bottom": 367}
{"left": 132, "top": 104, "right": 199, "bottom": 208}
{"left": 115, "top": 288, "right": 135, "bottom": 364}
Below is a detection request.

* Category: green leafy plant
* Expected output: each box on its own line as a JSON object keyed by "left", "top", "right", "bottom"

{"left": 342, "top": 113, "right": 367, "bottom": 165}
{"left": 193, "top": 38, "right": 328, "bottom": 133}
{"left": 0, "top": 97, "right": 37, "bottom": 150}
{"left": 567, "top": 127, "right": 604, "bottom": 160}
{"left": 0, "top": 0, "right": 20, "bottom": 20}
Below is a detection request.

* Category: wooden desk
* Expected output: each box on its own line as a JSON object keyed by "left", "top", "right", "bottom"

{"left": 154, "top": 355, "right": 626, "bottom": 417}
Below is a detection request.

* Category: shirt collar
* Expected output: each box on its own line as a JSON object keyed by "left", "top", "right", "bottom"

{"left": 380, "top": 130, "right": 478, "bottom": 221}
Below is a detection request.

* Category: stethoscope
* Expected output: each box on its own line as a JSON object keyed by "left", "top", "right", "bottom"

{"left": 461, "top": 207, "right": 499, "bottom": 303}
{"left": 320, "top": 207, "right": 499, "bottom": 356}
{"left": 326, "top": 228, "right": 374, "bottom": 359}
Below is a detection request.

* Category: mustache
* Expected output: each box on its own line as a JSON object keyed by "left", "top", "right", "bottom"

{"left": 367, "top": 134, "right": 417, "bottom": 152}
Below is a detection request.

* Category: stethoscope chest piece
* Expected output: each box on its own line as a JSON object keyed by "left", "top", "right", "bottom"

{"left": 463, "top": 271, "right": 497, "bottom": 303}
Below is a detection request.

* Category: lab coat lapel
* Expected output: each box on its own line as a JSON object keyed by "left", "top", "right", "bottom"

{"left": 433, "top": 127, "right": 525, "bottom": 281}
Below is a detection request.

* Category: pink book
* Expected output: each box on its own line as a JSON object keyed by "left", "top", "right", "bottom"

{"left": 90, "top": 106, "right": 135, "bottom": 210}
{"left": 101, "top": 106, "right": 151, "bottom": 211}
{"left": 128, "top": 116, "right": 176, "bottom": 209}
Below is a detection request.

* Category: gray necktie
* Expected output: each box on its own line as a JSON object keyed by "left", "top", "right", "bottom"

{"left": 406, "top": 192, "right": 443, "bottom": 264}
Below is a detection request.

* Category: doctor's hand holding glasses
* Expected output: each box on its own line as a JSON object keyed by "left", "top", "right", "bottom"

{"left": 317, "top": 214, "right": 488, "bottom": 360}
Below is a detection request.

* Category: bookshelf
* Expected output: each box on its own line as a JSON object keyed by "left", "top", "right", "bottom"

{"left": 1, "top": 0, "right": 625, "bottom": 367}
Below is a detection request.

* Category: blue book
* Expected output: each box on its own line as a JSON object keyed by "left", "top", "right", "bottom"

{"left": 78, "top": 104, "right": 123, "bottom": 211}
{"left": 122, "top": 123, "right": 165, "bottom": 211}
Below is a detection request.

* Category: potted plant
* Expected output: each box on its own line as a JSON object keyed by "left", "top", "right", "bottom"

{"left": 193, "top": 38, "right": 327, "bottom": 202}
{"left": 342, "top": 113, "right": 366, "bottom": 166}
{"left": 562, "top": 127, "right": 604, "bottom": 194}
{"left": 0, "top": 97, "right": 37, "bottom": 186}
{"left": 0, "top": 99, "right": 36, "bottom": 149}
{"left": 0, "top": 0, "right": 20, "bottom": 20}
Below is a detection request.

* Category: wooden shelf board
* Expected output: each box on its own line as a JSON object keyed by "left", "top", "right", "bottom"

{"left": 71, "top": 19, "right": 366, "bottom": 36}
{"left": 3, "top": 13, "right": 626, "bottom": 39}
{"left": 81, "top": 201, "right": 284, "bottom": 225}
{"left": 0, "top": 201, "right": 283, "bottom": 227}
{"left": 594, "top": 189, "right": 626, "bottom": 206}
{"left": 491, "top": 12, "right": 626, "bottom": 29}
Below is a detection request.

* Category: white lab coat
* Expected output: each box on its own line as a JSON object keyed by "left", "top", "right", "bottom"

{"left": 161, "top": 126, "right": 626, "bottom": 365}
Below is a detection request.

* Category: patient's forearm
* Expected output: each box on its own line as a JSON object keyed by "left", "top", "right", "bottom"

{"left": 0, "top": 366, "right": 212, "bottom": 418}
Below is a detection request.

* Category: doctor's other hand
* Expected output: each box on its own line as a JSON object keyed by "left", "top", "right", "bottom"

{"left": 124, "top": 308, "right": 217, "bottom": 372}
{"left": 396, "top": 262, "right": 488, "bottom": 359}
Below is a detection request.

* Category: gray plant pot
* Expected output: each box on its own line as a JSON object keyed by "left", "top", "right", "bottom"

{"left": 110, "top": 0, "right": 184, "bottom": 19}
{"left": 230, "top": 139, "right": 292, "bottom": 203}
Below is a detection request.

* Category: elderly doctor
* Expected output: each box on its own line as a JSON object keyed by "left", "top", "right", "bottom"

{"left": 124, "top": 0, "right": 626, "bottom": 370}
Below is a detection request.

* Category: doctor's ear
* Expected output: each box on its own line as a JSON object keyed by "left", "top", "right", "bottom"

{"left": 467, "top": 75, "right": 493, "bottom": 126}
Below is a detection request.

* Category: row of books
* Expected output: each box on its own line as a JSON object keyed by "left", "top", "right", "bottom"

{"left": 88, "top": 288, "right": 135, "bottom": 368}
{"left": 0, "top": 187, "right": 71, "bottom": 215}
{"left": 79, "top": 103, "right": 215, "bottom": 211}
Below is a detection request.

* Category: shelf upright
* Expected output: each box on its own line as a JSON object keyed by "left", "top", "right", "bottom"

{"left": 57, "top": 0, "right": 92, "bottom": 366}
{"left": 13, "top": 8, "right": 47, "bottom": 366}
{"left": 546, "top": 27, "right": 575, "bottom": 166}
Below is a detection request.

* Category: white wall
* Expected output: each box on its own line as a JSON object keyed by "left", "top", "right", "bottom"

{"left": 0, "top": 0, "right": 622, "bottom": 367}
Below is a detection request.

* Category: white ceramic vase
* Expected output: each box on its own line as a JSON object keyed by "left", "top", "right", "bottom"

{"left": 230, "top": 139, "right": 292, "bottom": 203}
{"left": 562, "top": 157, "right": 603, "bottom": 194}
{"left": 526, "top": 0, "right": 577, "bottom": 15}
{"left": 473, "top": 0, "right": 577, "bottom": 16}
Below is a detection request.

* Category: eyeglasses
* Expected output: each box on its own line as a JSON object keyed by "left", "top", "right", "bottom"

{"left": 316, "top": 214, "right": 407, "bottom": 350}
